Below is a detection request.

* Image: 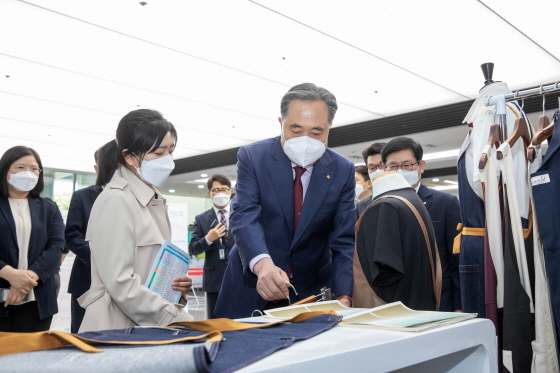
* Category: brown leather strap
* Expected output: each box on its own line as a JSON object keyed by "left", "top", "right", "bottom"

{"left": 361, "top": 195, "right": 442, "bottom": 311}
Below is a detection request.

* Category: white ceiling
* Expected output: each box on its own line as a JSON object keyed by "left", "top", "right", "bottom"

{"left": 2, "top": 0, "right": 559, "bottom": 178}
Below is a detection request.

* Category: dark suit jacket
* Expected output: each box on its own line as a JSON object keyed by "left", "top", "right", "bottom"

{"left": 356, "top": 195, "right": 373, "bottom": 219}
{"left": 417, "top": 184, "right": 461, "bottom": 311}
{"left": 188, "top": 207, "right": 235, "bottom": 293}
{"left": 215, "top": 136, "right": 356, "bottom": 318}
{"left": 65, "top": 185, "right": 102, "bottom": 297}
{"left": 0, "top": 196, "right": 65, "bottom": 319}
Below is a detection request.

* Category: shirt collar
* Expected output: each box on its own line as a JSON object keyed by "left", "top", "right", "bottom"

{"left": 213, "top": 202, "right": 231, "bottom": 213}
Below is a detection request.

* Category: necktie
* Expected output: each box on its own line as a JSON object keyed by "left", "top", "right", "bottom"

{"left": 293, "top": 166, "right": 306, "bottom": 231}
{"left": 219, "top": 209, "right": 227, "bottom": 245}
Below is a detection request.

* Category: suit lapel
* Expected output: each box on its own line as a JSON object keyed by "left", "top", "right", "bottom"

{"left": 27, "top": 198, "right": 41, "bottom": 257}
{"left": 0, "top": 198, "right": 17, "bottom": 246}
{"left": 266, "top": 137, "right": 295, "bottom": 236}
{"left": 291, "top": 151, "right": 333, "bottom": 248}
{"left": 417, "top": 184, "right": 432, "bottom": 210}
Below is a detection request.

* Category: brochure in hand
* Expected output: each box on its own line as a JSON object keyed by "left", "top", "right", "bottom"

{"left": 264, "top": 300, "right": 476, "bottom": 332}
{"left": 145, "top": 240, "right": 191, "bottom": 304}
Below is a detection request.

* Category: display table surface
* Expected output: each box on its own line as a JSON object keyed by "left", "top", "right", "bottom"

{"left": 236, "top": 317, "right": 497, "bottom": 373}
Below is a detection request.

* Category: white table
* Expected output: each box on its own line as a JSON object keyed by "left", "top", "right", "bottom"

{"left": 236, "top": 317, "right": 498, "bottom": 373}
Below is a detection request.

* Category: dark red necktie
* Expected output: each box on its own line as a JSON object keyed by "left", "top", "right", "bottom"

{"left": 219, "top": 209, "right": 227, "bottom": 245}
{"left": 293, "top": 166, "right": 306, "bottom": 231}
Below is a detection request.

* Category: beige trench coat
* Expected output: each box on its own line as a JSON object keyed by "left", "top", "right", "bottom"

{"left": 78, "top": 166, "right": 193, "bottom": 332}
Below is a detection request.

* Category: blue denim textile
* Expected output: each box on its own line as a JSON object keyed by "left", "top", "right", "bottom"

{"left": 457, "top": 151, "right": 486, "bottom": 317}
{"left": 532, "top": 109, "right": 560, "bottom": 339}
{"left": 0, "top": 314, "right": 341, "bottom": 373}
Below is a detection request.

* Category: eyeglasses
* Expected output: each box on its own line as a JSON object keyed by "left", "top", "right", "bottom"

{"left": 385, "top": 161, "right": 420, "bottom": 172}
{"left": 367, "top": 164, "right": 383, "bottom": 173}
{"left": 12, "top": 165, "right": 42, "bottom": 175}
{"left": 210, "top": 188, "right": 231, "bottom": 194}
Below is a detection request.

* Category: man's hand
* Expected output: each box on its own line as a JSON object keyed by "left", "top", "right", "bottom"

{"left": 338, "top": 298, "right": 352, "bottom": 307}
{"left": 206, "top": 223, "right": 226, "bottom": 243}
{"left": 0, "top": 266, "right": 37, "bottom": 293}
{"left": 4, "top": 287, "right": 27, "bottom": 307}
{"left": 172, "top": 276, "right": 193, "bottom": 302}
{"left": 254, "top": 258, "right": 290, "bottom": 301}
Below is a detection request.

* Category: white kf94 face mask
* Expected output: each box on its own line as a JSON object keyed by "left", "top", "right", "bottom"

{"left": 397, "top": 169, "right": 420, "bottom": 186}
{"left": 212, "top": 193, "right": 230, "bottom": 207}
{"left": 8, "top": 171, "right": 39, "bottom": 192}
{"left": 134, "top": 153, "right": 175, "bottom": 187}
{"left": 282, "top": 136, "right": 327, "bottom": 167}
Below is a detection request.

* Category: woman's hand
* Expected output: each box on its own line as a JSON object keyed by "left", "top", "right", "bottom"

{"left": 172, "top": 276, "right": 192, "bottom": 302}
{"left": 0, "top": 266, "right": 37, "bottom": 292}
{"left": 4, "top": 287, "right": 27, "bottom": 307}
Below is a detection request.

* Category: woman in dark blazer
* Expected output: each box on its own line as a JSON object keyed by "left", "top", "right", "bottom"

{"left": 0, "top": 146, "right": 65, "bottom": 332}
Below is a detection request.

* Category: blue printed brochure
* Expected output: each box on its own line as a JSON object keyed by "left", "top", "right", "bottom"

{"left": 145, "top": 240, "right": 192, "bottom": 304}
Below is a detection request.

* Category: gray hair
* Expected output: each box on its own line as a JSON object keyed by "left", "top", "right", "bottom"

{"left": 280, "top": 83, "right": 338, "bottom": 123}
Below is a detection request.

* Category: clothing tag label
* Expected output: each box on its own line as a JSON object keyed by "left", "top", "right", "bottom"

{"left": 219, "top": 247, "right": 226, "bottom": 260}
{"left": 531, "top": 174, "right": 551, "bottom": 186}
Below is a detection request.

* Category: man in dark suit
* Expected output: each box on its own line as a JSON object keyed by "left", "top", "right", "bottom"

{"left": 215, "top": 83, "right": 356, "bottom": 319}
{"left": 381, "top": 137, "right": 461, "bottom": 312}
{"left": 356, "top": 142, "right": 386, "bottom": 218}
{"left": 189, "top": 174, "right": 235, "bottom": 319}
{"left": 65, "top": 144, "right": 111, "bottom": 333}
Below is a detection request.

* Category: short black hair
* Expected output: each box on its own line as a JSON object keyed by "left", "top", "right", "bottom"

{"left": 0, "top": 146, "right": 44, "bottom": 198}
{"left": 106, "top": 109, "right": 178, "bottom": 174}
{"left": 207, "top": 174, "right": 231, "bottom": 190}
{"left": 355, "top": 165, "right": 370, "bottom": 181}
{"left": 362, "top": 142, "right": 386, "bottom": 164}
{"left": 381, "top": 137, "right": 423, "bottom": 164}
{"left": 95, "top": 140, "right": 118, "bottom": 187}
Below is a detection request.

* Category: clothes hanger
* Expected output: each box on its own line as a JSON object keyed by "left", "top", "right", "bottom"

{"left": 479, "top": 123, "right": 501, "bottom": 170}
{"left": 528, "top": 92, "right": 555, "bottom": 161}
{"left": 496, "top": 93, "right": 531, "bottom": 160}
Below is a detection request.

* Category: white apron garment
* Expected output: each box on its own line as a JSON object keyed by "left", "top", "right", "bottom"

{"left": 496, "top": 142, "right": 534, "bottom": 312}
{"left": 528, "top": 142, "right": 559, "bottom": 373}
{"left": 462, "top": 82, "right": 531, "bottom": 219}
{"left": 480, "top": 145, "right": 504, "bottom": 308}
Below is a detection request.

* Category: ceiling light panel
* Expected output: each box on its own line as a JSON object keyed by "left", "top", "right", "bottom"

{"left": 255, "top": 0, "right": 560, "bottom": 95}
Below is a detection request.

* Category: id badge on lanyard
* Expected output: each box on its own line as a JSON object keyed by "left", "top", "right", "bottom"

{"left": 219, "top": 245, "right": 226, "bottom": 260}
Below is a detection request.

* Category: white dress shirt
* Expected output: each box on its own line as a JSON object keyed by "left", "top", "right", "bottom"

{"left": 249, "top": 163, "right": 314, "bottom": 273}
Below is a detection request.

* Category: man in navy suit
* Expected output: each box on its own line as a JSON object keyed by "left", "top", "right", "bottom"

{"left": 381, "top": 137, "right": 461, "bottom": 312}
{"left": 65, "top": 144, "right": 111, "bottom": 333}
{"left": 356, "top": 142, "right": 386, "bottom": 218}
{"left": 215, "top": 83, "right": 356, "bottom": 319}
{"left": 189, "top": 174, "right": 235, "bottom": 319}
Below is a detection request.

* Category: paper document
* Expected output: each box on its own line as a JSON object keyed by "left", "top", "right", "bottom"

{"left": 265, "top": 300, "right": 476, "bottom": 332}
{"left": 145, "top": 240, "right": 191, "bottom": 304}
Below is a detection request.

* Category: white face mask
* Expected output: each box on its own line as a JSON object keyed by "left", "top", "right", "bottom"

{"left": 134, "top": 154, "right": 175, "bottom": 187}
{"left": 369, "top": 169, "right": 384, "bottom": 180}
{"left": 8, "top": 171, "right": 39, "bottom": 192}
{"left": 354, "top": 183, "right": 364, "bottom": 200}
{"left": 282, "top": 136, "right": 326, "bottom": 167}
{"left": 212, "top": 193, "right": 230, "bottom": 207}
{"left": 397, "top": 169, "right": 420, "bottom": 186}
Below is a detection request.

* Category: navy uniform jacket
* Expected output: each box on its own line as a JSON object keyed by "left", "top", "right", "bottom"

{"left": 356, "top": 195, "right": 372, "bottom": 219}
{"left": 188, "top": 207, "right": 235, "bottom": 293}
{"left": 417, "top": 184, "right": 461, "bottom": 311}
{"left": 65, "top": 185, "right": 102, "bottom": 298}
{"left": 215, "top": 136, "right": 356, "bottom": 319}
{"left": 0, "top": 197, "right": 65, "bottom": 319}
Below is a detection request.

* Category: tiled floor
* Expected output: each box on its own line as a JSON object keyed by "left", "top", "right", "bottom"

{"left": 50, "top": 253, "right": 207, "bottom": 332}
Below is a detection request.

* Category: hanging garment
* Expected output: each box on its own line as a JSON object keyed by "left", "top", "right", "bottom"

{"left": 528, "top": 134, "right": 559, "bottom": 373}
{"left": 353, "top": 173, "right": 440, "bottom": 311}
{"left": 0, "top": 312, "right": 341, "bottom": 373}
{"left": 531, "top": 109, "right": 560, "bottom": 343}
{"left": 456, "top": 147, "right": 486, "bottom": 317}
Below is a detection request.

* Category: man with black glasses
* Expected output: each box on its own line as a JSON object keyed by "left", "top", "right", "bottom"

{"left": 356, "top": 142, "right": 386, "bottom": 218}
{"left": 381, "top": 137, "right": 461, "bottom": 312}
{"left": 189, "top": 174, "right": 235, "bottom": 319}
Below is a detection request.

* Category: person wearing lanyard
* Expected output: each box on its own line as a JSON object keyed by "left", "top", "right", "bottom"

{"left": 189, "top": 174, "right": 235, "bottom": 319}
{"left": 0, "top": 146, "right": 65, "bottom": 332}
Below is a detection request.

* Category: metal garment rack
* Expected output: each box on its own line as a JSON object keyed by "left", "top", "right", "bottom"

{"left": 484, "top": 81, "right": 560, "bottom": 140}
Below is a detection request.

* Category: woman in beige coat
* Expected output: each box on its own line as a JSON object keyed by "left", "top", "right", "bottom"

{"left": 79, "top": 109, "right": 193, "bottom": 332}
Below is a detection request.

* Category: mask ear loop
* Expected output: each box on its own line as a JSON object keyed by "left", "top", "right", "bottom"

{"left": 251, "top": 309, "right": 264, "bottom": 317}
